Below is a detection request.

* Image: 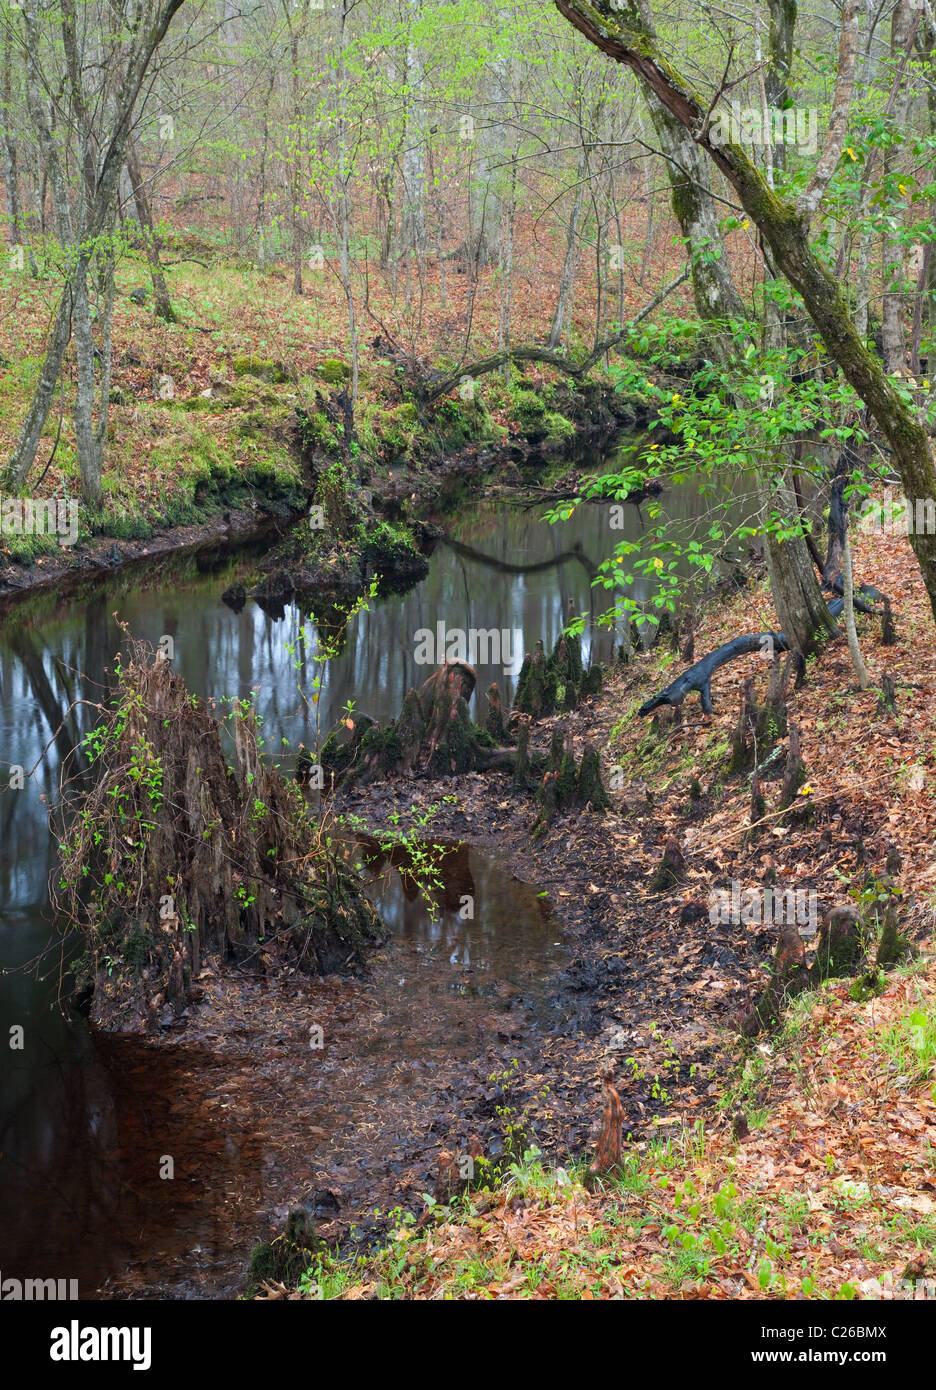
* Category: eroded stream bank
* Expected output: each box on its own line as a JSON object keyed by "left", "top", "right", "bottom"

{"left": 0, "top": 446, "right": 752, "bottom": 1297}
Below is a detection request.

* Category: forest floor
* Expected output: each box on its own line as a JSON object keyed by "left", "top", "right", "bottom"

{"left": 0, "top": 222, "right": 689, "bottom": 579}
{"left": 256, "top": 518, "right": 936, "bottom": 1300}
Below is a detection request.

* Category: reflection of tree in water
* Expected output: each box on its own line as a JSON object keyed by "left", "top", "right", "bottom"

{"left": 358, "top": 840, "right": 554, "bottom": 986}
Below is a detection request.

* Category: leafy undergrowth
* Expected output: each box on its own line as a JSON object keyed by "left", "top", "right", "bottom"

{"left": 255, "top": 517, "right": 936, "bottom": 1300}
{"left": 260, "top": 962, "right": 935, "bottom": 1300}
{"left": 0, "top": 226, "right": 681, "bottom": 550}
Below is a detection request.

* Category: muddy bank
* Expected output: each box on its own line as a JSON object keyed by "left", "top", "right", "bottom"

{"left": 82, "top": 659, "right": 767, "bottom": 1299}
{"left": 0, "top": 504, "right": 294, "bottom": 612}
{"left": 70, "top": 841, "right": 569, "bottom": 1298}
{"left": 0, "top": 371, "right": 654, "bottom": 614}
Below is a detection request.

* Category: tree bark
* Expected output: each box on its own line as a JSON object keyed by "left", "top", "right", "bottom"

{"left": 125, "top": 136, "right": 175, "bottom": 322}
{"left": 553, "top": 0, "right": 936, "bottom": 627}
{"left": 882, "top": 0, "right": 920, "bottom": 373}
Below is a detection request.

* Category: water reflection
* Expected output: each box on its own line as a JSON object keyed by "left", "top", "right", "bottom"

{"left": 0, "top": 451, "right": 744, "bottom": 1294}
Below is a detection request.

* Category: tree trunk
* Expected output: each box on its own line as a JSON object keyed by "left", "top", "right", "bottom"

{"left": 548, "top": 151, "right": 586, "bottom": 349}
{"left": 4, "top": 285, "right": 73, "bottom": 490}
{"left": 554, "top": 0, "right": 936, "bottom": 627}
{"left": 71, "top": 258, "right": 103, "bottom": 507}
{"left": 842, "top": 524, "right": 869, "bottom": 688}
{"left": 125, "top": 136, "right": 175, "bottom": 322}
{"left": 882, "top": 0, "right": 920, "bottom": 373}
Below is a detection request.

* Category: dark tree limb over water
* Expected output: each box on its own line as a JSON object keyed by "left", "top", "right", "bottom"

{"left": 413, "top": 266, "right": 690, "bottom": 403}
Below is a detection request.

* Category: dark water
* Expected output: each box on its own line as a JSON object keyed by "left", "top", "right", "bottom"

{"left": 0, "top": 445, "right": 739, "bottom": 1295}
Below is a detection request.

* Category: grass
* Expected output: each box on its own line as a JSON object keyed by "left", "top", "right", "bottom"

{"left": 0, "top": 238, "right": 665, "bottom": 559}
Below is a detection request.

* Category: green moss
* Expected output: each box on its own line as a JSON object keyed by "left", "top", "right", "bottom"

{"left": 361, "top": 518, "right": 418, "bottom": 567}
{"left": 227, "top": 376, "right": 281, "bottom": 409}
{"left": 510, "top": 386, "right": 547, "bottom": 430}
{"left": 297, "top": 406, "right": 343, "bottom": 457}
{"left": 433, "top": 395, "right": 497, "bottom": 450}
{"left": 360, "top": 723, "right": 403, "bottom": 772}
{"left": 314, "top": 460, "right": 362, "bottom": 538}
{"left": 0, "top": 530, "right": 62, "bottom": 565}
{"left": 318, "top": 357, "right": 351, "bottom": 384}
{"left": 233, "top": 355, "right": 289, "bottom": 383}
{"left": 245, "top": 1209, "right": 318, "bottom": 1298}
{"left": 100, "top": 513, "right": 154, "bottom": 541}
{"left": 543, "top": 410, "right": 576, "bottom": 442}
{"left": 366, "top": 402, "right": 420, "bottom": 461}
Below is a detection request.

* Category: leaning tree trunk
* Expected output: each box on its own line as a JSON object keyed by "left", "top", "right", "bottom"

{"left": 638, "top": 4, "right": 831, "bottom": 654}
{"left": 555, "top": 0, "right": 936, "bottom": 629}
{"left": 4, "top": 284, "right": 73, "bottom": 490}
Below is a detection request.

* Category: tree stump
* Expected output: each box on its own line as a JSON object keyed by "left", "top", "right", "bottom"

{"left": 650, "top": 837, "right": 687, "bottom": 891}
{"left": 585, "top": 1071, "right": 625, "bottom": 1188}
{"left": 812, "top": 906, "right": 861, "bottom": 981}
{"left": 514, "top": 640, "right": 555, "bottom": 720}
{"left": 577, "top": 742, "right": 611, "bottom": 811}
{"left": 741, "top": 926, "right": 811, "bottom": 1035}
{"left": 246, "top": 1209, "right": 318, "bottom": 1298}
{"left": 513, "top": 716, "right": 532, "bottom": 789}
{"left": 728, "top": 677, "right": 759, "bottom": 772}
{"left": 485, "top": 682, "right": 509, "bottom": 744}
{"left": 876, "top": 673, "right": 898, "bottom": 717}
{"left": 556, "top": 731, "right": 578, "bottom": 808}
{"left": 779, "top": 722, "right": 807, "bottom": 810}
{"left": 532, "top": 770, "right": 560, "bottom": 838}
{"left": 881, "top": 596, "right": 897, "bottom": 646}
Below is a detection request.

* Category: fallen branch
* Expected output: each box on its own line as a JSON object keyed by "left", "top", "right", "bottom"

{"left": 418, "top": 266, "right": 690, "bottom": 403}
{"left": 637, "top": 599, "right": 846, "bottom": 716}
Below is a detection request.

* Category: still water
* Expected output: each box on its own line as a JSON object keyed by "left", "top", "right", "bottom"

{"left": 0, "top": 453, "right": 740, "bottom": 1295}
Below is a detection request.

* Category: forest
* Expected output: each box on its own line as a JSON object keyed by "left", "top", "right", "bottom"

{"left": 0, "top": 0, "right": 935, "bottom": 1341}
